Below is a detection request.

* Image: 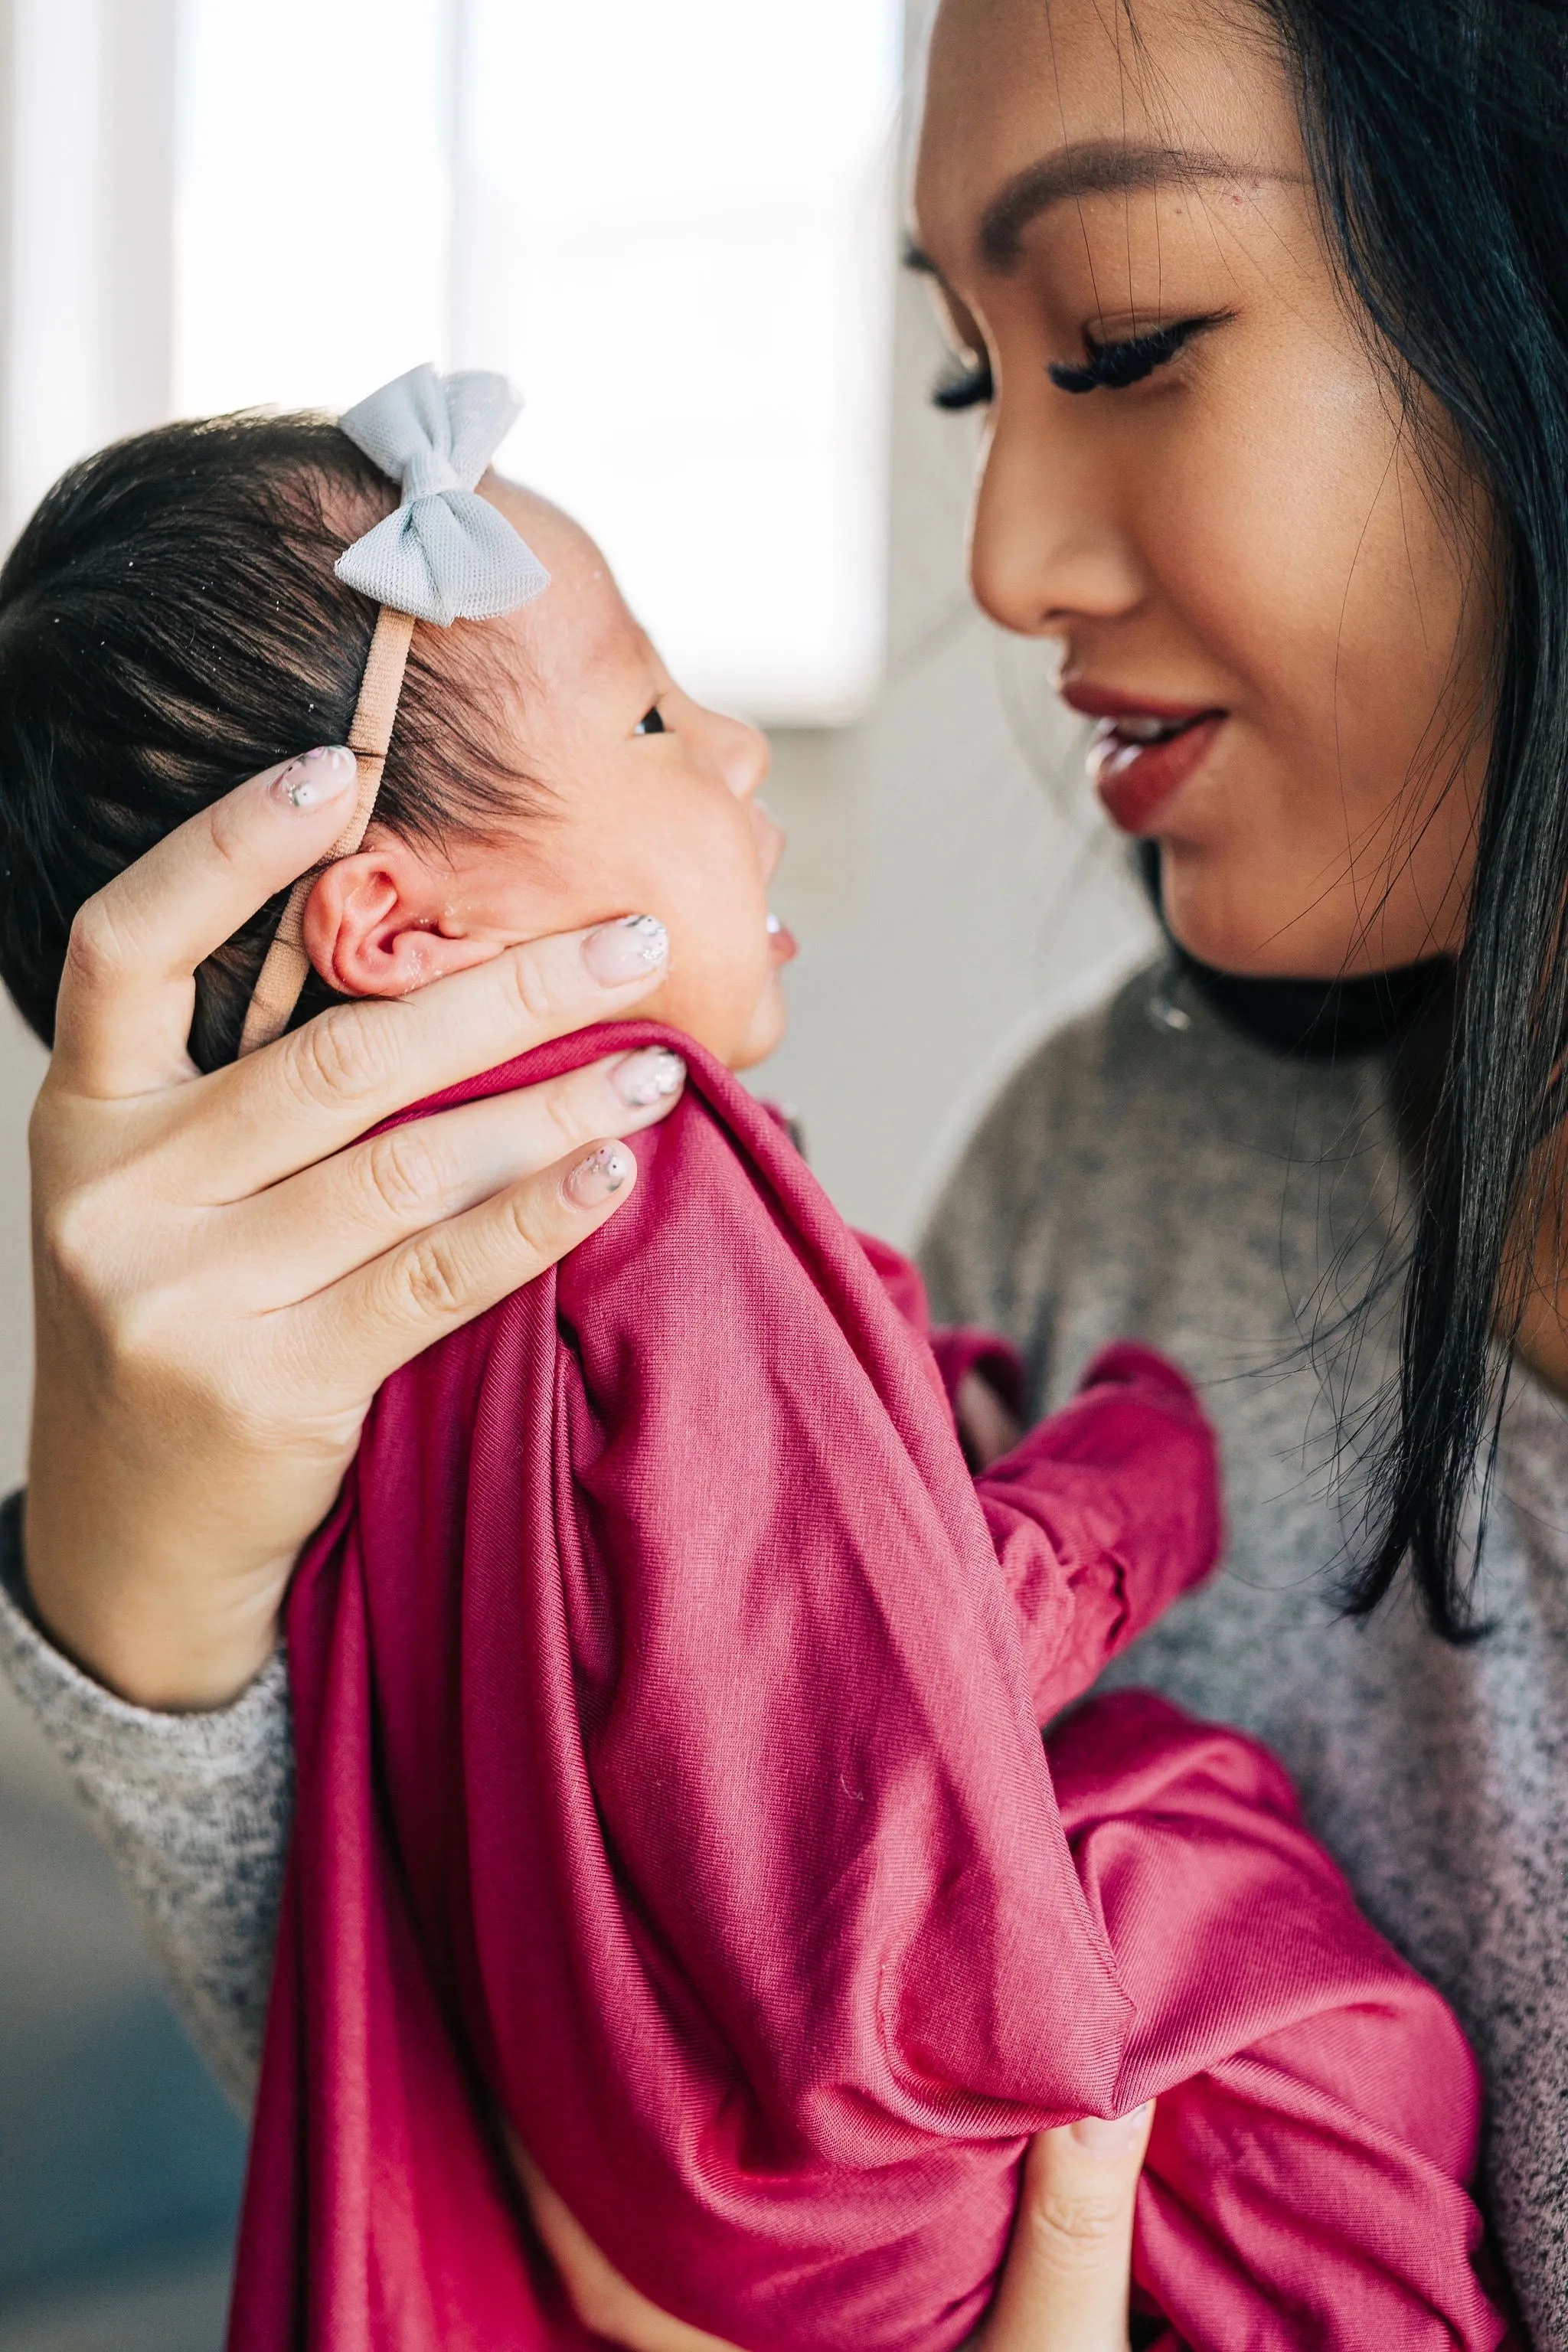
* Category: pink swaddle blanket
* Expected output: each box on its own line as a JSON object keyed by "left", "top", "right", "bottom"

{"left": 230, "top": 1024, "right": 1506, "bottom": 2352}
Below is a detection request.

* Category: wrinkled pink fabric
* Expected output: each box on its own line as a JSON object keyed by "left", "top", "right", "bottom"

{"left": 230, "top": 1024, "right": 1505, "bottom": 2352}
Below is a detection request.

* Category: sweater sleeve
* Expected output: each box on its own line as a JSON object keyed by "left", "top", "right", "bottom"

{"left": 0, "top": 1492, "right": 292, "bottom": 2107}
{"left": 975, "top": 1343, "right": 1223, "bottom": 1725}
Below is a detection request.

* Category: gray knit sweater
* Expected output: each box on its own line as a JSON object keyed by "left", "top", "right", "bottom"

{"left": 2, "top": 960, "right": 1565, "bottom": 2343}
{"left": 921, "top": 962, "right": 1568, "bottom": 2350}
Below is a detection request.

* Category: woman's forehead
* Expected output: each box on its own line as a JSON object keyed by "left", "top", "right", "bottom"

{"left": 914, "top": 0, "right": 1298, "bottom": 256}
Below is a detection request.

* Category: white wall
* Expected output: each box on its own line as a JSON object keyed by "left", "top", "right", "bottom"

{"left": 0, "top": 0, "right": 177, "bottom": 1485}
{"left": 2, "top": 0, "right": 175, "bottom": 543}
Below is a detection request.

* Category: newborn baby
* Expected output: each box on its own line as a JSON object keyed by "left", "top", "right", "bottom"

{"left": 0, "top": 370, "right": 1509, "bottom": 2352}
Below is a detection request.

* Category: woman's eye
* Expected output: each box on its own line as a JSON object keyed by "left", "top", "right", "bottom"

{"left": 634, "top": 705, "right": 666, "bottom": 736}
{"left": 932, "top": 352, "right": 993, "bottom": 412}
{"left": 1048, "top": 312, "right": 1227, "bottom": 396}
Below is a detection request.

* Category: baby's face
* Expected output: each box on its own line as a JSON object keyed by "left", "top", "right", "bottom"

{"left": 321, "top": 479, "right": 792, "bottom": 1070}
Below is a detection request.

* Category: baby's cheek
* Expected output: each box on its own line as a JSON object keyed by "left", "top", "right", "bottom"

{"left": 651, "top": 905, "right": 772, "bottom": 1066}
{"left": 623, "top": 795, "right": 773, "bottom": 1060}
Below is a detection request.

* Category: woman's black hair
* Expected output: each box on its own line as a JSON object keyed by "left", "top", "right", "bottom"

{"left": 0, "top": 413, "right": 528, "bottom": 1069}
{"left": 1242, "top": 0, "right": 1568, "bottom": 1634}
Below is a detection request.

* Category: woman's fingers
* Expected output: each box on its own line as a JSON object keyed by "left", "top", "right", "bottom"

{"left": 187, "top": 916, "right": 674, "bottom": 1197}
{"left": 226, "top": 1049, "right": 685, "bottom": 1306}
{"left": 51, "top": 749, "right": 361, "bottom": 1096}
{"left": 292, "top": 1135, "right": 642, "bottom": 1405}
{"left": 981, "top": 2108, "right": 1155, "bottom": 2352}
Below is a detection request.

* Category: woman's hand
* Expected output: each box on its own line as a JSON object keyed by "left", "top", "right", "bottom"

{"left": 509, "top": 2107, "right": 1154, "bottom": 2352}
{"left": 24, "top": 752, "right": 686, "bottom": 1710}
{"left": 977, "top": 2109, "right": 1155, "bottom": 2352}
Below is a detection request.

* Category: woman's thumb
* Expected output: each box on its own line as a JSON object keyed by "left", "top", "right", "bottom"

{"left": 979, "top": 2103, "right": 1155, "bottom": 2352}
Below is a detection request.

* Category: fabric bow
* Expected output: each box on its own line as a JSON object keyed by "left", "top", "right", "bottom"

{"left": 334, "top": 363, "right": 550, "bottom": 626}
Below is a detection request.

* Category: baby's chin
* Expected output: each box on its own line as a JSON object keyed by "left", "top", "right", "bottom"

{"left": 724, "top": 969, "right": 789, "bottom": 1074}
{"left": 653, "top": 965, "right": 787, "bottom": 1073}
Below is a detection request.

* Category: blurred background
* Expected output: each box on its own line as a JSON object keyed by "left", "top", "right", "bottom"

{"left": 0, "top": 0, "right": 1154, "bottom": 2343}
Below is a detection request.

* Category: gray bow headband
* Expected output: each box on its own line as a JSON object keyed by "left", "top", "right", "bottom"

{"left": 237, "top": 364, "right": 548, "bottom": 1057}
{"left": 335, "top": 362, "right": 550, "bottom": 623}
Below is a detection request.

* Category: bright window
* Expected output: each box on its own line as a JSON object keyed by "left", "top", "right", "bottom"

{"left": 175, "top": 0, "right": 902, "bottom": 724}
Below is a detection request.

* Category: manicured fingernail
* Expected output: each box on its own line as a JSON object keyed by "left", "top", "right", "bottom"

{"left": 614, "top": 1047, "right": 685, "bottom": 1109}
{"left": 1070, "top": 2105, "right": 1152, "bottom": 2156}
{"left": 583, "top": 915, "right": 669, "bottom": 987}
{"left": 272, "top": 746, "right": 355, "bottom": 808}
{"left": 566, "top": 1144, "right": 632, "bottom": 1206}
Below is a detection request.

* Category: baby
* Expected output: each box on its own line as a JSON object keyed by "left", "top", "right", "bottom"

{"left": 0, "top": 370, "right": 1509, "bottom": 2352}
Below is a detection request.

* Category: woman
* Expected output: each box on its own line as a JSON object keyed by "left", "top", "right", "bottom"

{"left": 3, "top": 0, "right": 1564, "bottom": 2343}
{"left": 919, "top": 0, "right": 1568, "bottom": 2327}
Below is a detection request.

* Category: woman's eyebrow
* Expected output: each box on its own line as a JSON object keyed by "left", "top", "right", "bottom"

{"left": 975, "top": 138, "right": 1266, "bottom": 270}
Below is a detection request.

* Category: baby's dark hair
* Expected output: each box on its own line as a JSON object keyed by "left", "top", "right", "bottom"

{"left": 0, "top": 412, "right": 528, "bottom": 1068}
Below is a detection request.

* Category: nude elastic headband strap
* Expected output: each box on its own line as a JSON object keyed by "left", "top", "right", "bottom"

{"left": 237, "top": 605, "right": 417, "bottom": 1057}
{"left": 234, "top": 363, "right": 549, "bottom": 1057}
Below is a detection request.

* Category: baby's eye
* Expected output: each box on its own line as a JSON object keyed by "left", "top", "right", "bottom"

{"left": 635, "top": 705, "right": 666, "bottom": 737}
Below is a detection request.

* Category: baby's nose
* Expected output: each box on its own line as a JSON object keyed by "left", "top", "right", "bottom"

{"left": 720, "top": 715, "right": 770, "bottom": 801}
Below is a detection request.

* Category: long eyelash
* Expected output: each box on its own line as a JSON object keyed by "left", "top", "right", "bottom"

{"left": 932, "top": 353, "right": 994, "bottom": 411}
{"left": 1049, "top": 313, "right": 1226, "bottom": 395}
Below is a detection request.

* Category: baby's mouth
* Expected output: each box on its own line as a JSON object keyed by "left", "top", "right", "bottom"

{"left": 766, "top": 909, "right": 798, "bottom": 967}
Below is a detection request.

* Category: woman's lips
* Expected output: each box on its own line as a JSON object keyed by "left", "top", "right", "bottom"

{"left": 1086, "top": 712, "right": 1224, "bottom": 834}
{"left": 766, "top": 910, "right": 798, "bottom": 966}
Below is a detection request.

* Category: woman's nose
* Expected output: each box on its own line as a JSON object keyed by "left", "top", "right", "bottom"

{"left": 969, "top": 394, "right": 1145, "bottom": 638}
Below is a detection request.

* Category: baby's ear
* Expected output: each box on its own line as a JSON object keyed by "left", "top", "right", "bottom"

{"left": 302, "top": 844, "right": 499, "bottom": 998}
